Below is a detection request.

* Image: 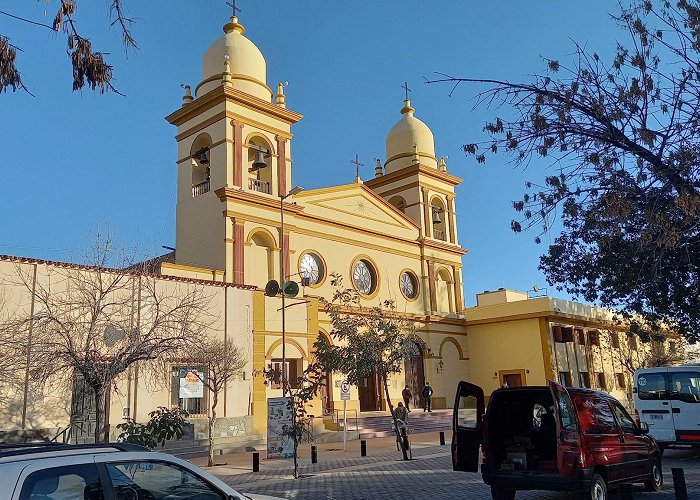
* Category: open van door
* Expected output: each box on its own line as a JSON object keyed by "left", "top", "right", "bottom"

{"left": 452, "top": 380, "right": 485, "bottom": 472}
{"left": 548, "top": 380, "right": 582, "bottom": 478}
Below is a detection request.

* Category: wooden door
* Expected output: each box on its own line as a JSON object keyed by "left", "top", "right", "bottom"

{"left": 320, "top": 369, "right": 332, "bottom": 414}
{"left": 359, "top": 370, "right": 381, "bottom": 411}
{"left": 503, "top": 373, "right": 523, "bottom": 388}
{"left": 405, "top": 342, "right": 425, "bottom": 408}
{"left": 69, "top": 372, "right": 98, "bottom": 444}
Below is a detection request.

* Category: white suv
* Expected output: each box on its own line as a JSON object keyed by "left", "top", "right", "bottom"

{"left": 0, "top": 443, "right": 283, "bottom": 500}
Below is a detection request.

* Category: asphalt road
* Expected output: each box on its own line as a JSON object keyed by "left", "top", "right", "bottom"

{"left": 211, "top": 438, "right": 700, "bottom": 500}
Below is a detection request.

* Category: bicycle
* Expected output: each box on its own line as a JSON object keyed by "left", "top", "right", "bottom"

{"left": 394, "top": 418, "right": 412, "bottom": 459}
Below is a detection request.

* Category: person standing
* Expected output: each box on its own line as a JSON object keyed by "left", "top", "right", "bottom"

{"left": 402, "top": 385, "right": 413, "bottom": 411}
{"left": 422, "top": 382, "right": 433, "bottom": 412}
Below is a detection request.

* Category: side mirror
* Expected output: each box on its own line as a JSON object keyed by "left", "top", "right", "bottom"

{"left": 638, "top": 421, "right": 649, "bottom": 434}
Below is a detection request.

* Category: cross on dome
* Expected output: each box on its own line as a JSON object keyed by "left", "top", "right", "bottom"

{"left": 402, "top": 81, "right": 412, "bottom": 101}
{"left": 226, "top": 0, "right": 241, "bottom": 17}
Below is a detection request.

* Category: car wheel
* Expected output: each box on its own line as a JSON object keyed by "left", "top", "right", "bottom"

{"left": 490, "top": 485, "right": 516, "bottom": 500}
{"left": 644, "top": 456, "right": 663, "bottom": 492}
{"left": 587, "top": 473, "right": 607, "bottom": 500}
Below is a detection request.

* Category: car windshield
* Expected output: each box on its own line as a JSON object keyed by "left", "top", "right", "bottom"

{"left": 106, "top": 461, "right": 225, "bottom": 500}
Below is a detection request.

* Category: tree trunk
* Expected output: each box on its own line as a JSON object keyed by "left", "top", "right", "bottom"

{"left": 93, "top": 384, "right": 109, "bottom": 443}
{"left": 382, "top": 375, "right": 408, "bottom": 460}
{"left": 208, "top": 390, "right": 218, "bottom": 467}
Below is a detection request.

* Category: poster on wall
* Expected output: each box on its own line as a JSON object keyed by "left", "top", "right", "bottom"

{"left": 179, "top": 369, "right": 204, "bottom": 399}
{"left": 267, "top": 397, "right": 294, "bottom": 459}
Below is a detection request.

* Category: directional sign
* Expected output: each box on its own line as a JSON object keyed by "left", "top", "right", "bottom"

{"left": 340, "top": 381, "right": 351, "bottom": 400}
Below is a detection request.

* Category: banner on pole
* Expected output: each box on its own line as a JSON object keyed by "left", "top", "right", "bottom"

{"left": 267, "top": 397, "right": 294, "bottom": 459}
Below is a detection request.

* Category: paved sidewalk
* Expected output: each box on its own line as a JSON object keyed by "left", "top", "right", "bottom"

{"left": 196, "top": 434, "right": 700, "bottom": 500}
{"left": 193, "top": 431, "right": 451, "bottom": 483}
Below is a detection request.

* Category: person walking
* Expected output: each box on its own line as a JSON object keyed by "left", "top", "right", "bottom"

{"left": 422, "top": 382, "right": 433, "bottom": 412}
{"left": 402, "top": 385, "right": 413, "bottom": 411}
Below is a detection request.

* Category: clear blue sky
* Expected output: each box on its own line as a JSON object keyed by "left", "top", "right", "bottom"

{"left": 1, "top": 1, "right": 620, "bottom": 306}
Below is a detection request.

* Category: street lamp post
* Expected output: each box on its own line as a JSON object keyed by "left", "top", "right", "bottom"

{"left": 280, "top": 186, "right": 303, "bottom": 397}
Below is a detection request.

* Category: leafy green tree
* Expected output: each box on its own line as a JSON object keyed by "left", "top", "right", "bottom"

{"left": 428, "top": 0, "right": 700, "bottom": 341}
{"left": 116, "top": 406, "right": 189, "bottom": 448}
{"left": 314, "top": 273, "right": 424, "bottom": 461}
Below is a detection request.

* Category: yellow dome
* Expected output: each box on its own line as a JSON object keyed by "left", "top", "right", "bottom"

{"left": 385, "top": 99, "right": 437, "bottom": 173}
{"left": 196, "top": 17, "right": 272, "bottom": 100}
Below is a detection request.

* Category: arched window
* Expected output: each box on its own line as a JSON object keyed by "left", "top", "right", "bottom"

{"left": 245, "top": 229, "right": 277, "bottom": 287}
{"left": 436, "top": 267, "right": 454, "bottom": 313}
{"left": 247, "top": 137, "right": 274, "bottom": 195}
{"left": 190, "top": 134, "right": 212, "bottom": 197}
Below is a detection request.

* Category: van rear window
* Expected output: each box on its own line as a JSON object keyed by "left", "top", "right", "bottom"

{"left": 637, "top": 373, "right": 669, "bottom": 400}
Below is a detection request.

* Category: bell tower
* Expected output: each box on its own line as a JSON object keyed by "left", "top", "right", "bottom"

{"left": 365, "top": 98, "right": 466, "bottom": 314}
{"left": 165, "top": 14, "right": 302, "bottom": 283}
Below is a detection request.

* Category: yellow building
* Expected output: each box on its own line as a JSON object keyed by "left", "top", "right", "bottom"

{"left": 0, "top": 12, "right": 675, "bottom": 445}
{"left": 161, "top": 13, "right": 469, "bottom": 431}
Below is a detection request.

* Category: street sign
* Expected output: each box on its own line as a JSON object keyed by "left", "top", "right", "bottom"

{"left": 340, "top": 380, "right": 351, "bottom": 450}
{"left": 340, "top": 381, "right": 351, "bottom": 400}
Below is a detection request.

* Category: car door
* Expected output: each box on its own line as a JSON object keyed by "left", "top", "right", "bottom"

{"left": 668, "top": 370, "right": 700, "bottom": 442}
{"left": 15, "top": 463, "right": 106, "bottom": 500}
{"left": 611, "top": 401, "right": 649, "bottom": 480}
{"left": 548, "top": 380, "right": 582, "bottom": 478}
{"left": 452, "top": 380, "right": 485, "bottom": 472}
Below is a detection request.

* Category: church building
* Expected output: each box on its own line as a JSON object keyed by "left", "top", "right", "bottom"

{"left": 0, "top": 11, "right": 671, "bottom": 446}
{"left": 161, "top": 12, "right": 469, "bottom": 424}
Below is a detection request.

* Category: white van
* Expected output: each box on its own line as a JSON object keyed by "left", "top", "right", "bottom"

{"left": 633, "top": 366, "right": 700, "bottom": 450}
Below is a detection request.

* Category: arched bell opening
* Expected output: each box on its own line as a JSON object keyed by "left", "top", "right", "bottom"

{"left": 430, "top": 196, "right": 447, "bottom": 241}
{"left": 190, "top": 134, "right": 213, "bottom": 197}
{"left": 388, "top": 195, "right": 407, "bottom": 213}
{"left": 247, "top": 136, "right": 274, "bottom": 195}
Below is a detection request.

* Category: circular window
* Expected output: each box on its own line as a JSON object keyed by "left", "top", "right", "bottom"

{"left": 300, "top": 252, "right": 324, "bottom": 285}
{"left": 400, "top": 271, "right": 418, "bottom": 299}
{"left": 352, "top": 259, "right": 376, "bottom": 295}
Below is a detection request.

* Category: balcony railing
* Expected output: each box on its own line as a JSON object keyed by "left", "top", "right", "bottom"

{"left": 433, "top": 229, "right": 446, "bottom": 241}
{"left": 249, "top": 178, "right": 271, "bottom": 194}
{"left": 192, "top": 179, "right": 210, "bottom": 197}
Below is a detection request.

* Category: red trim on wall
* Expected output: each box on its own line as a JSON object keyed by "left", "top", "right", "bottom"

{"left": 234, "top": 123, "right": 243, "bottom": 187}
{"left": 277, "top": 136, "right": 287, "bottom": 197}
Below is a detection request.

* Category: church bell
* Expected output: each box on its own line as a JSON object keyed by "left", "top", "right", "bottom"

{"left": 251, "top": 150, "right": 267, "bottom": 171}
{"left": 432, "top": 207, "right": 443, "bottom": 224}
{"left": 195, "top": 147, "right": 209, "bottom": 165}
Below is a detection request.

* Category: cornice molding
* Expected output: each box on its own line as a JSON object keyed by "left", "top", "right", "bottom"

{"left": 166, "top": 86, "right": 303, "bottom": 127}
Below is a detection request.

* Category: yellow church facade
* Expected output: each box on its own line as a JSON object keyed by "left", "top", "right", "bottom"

{"left": 0, "top": 13, "right": 672, "bottom": 445}
{"left": 161, "top": 14, "right": 471, "bottom": 434}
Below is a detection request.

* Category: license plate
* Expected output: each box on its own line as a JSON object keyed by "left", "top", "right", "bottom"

{"left": 649, "top": 414, "right": 663, "bottom": 420}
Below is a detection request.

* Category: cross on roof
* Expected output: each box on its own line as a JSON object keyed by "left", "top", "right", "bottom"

{"left": 351, "top": 154, "right": 364, "bottom": 180}
{"left": 226, "top": 0, "right": 241, "bottom": 17}
{"left": 402, "top": 81, "right": 411, "bottom": 100}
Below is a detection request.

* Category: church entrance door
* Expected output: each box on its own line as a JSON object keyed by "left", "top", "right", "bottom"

{"left": 405, "top": 342, "right": 425, "bottom": 410}
{"left": 359, "top": 370, "right": 381, "bottom": 412}
{"left": 320, "top": 368, "right": 332, "bottom": 414}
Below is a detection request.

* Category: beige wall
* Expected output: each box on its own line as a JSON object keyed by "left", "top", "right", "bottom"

{"left": 466, "top": 318, "right": 547, "bottom": 397}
